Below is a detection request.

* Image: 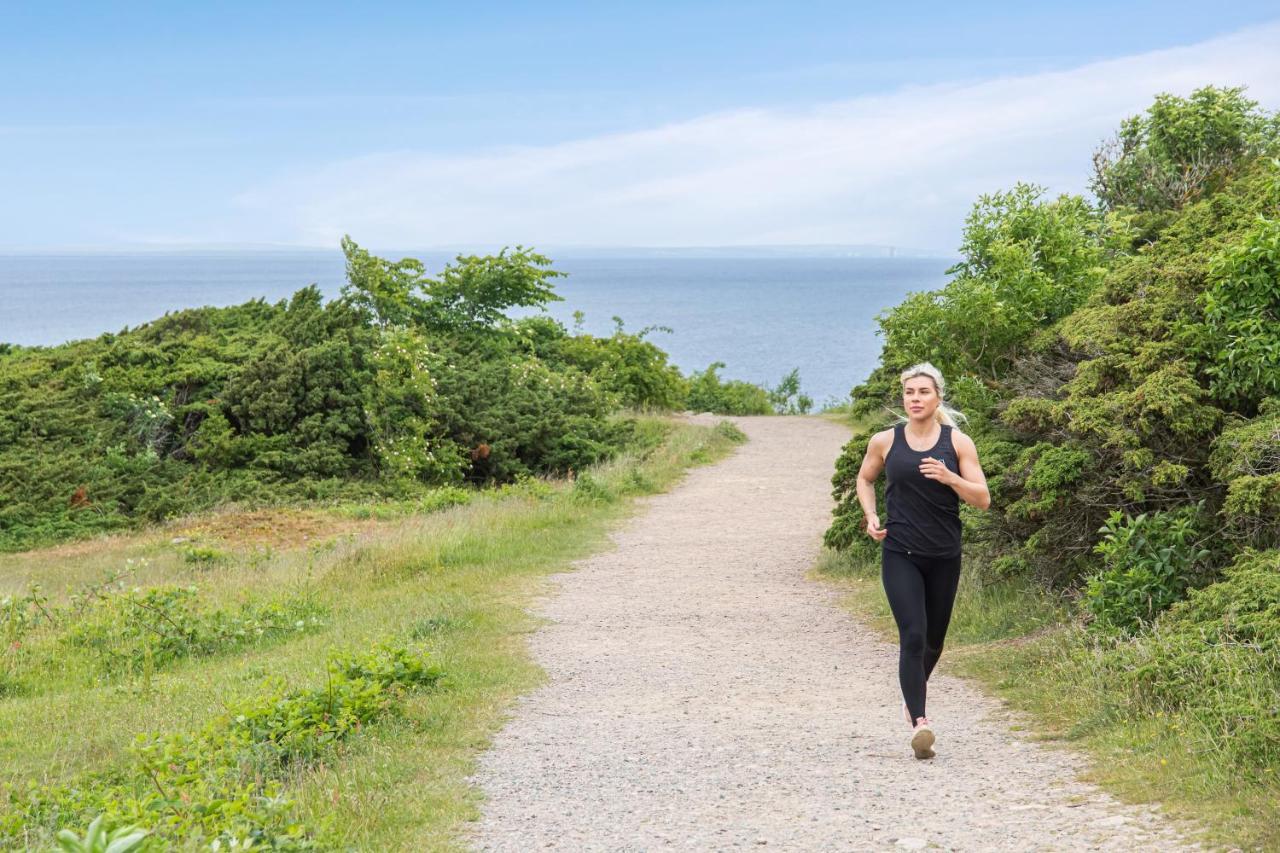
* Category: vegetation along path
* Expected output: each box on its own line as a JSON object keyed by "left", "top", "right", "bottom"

{"left": 469, "top": 414, "right": 1202, "bottom": 851}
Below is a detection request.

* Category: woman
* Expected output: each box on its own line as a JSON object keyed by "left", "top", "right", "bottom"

{"left": 855, "top": 362, "right": 990, "bottom": 759}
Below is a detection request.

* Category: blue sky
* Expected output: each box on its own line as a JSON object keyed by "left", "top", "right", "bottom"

{"left": 3, "top": 2, "right": 1280, "bottom": 251}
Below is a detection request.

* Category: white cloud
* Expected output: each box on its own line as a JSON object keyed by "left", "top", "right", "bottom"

{"left": 233, "top": 22, "right": 1280, "bottom": 252}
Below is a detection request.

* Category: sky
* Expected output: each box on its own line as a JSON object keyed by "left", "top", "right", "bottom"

{"left": 3, "top": 2, "right": 1279, "bottom": 253}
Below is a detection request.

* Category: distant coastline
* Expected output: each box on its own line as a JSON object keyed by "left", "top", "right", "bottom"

{"left": 0, "top": 243, "right": 960, "bottom": 261}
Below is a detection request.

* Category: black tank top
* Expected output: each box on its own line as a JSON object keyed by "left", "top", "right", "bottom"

{"left": 883, "top": 422, "right": 962, "bottom": 558}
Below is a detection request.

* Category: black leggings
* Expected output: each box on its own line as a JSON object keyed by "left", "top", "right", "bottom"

{"left": 881, "top": 547, "right": 962, "bottom": 726}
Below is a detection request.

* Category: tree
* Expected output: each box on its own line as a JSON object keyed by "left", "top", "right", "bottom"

{"left": 1091, "top": 85, "right": 1280, "bottom": 212}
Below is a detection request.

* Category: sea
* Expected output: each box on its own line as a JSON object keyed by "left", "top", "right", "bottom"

{"left": 0, "top": 251, "right": 954, "bottom": 406}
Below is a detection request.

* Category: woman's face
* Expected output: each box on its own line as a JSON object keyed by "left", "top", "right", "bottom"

{"left": 902, "top": 376, "right": 940, "bottom": 422}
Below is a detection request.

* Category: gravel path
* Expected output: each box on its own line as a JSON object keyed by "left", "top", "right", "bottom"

{"left": 468, "top": 415, "right": 1205, "bottom": 851}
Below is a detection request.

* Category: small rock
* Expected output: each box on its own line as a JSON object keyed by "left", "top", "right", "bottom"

{"left": 895, "top": 838, "right": 927, "bottom": 850}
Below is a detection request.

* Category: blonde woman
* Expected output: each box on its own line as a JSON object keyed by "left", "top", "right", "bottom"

{"left": 855, "top": 363, "right": 990, "bottom": 759}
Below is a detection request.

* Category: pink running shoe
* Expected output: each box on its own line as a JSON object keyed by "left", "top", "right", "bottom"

{"left": 911, "top": 717, "right": 936, "bottom": 760}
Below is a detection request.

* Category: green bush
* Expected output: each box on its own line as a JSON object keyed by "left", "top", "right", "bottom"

{"left": 685, "top": 362, "right": 771, "bottom": 415}
{"left": 1100, "top": 549, "right": 1280, "bottom": 768}
{"left": 1082, "top": 504, "right": 1213, "bottom": 635}
{"left": 1192, "top": 206, "right": 1280, "bottom": 410}
{"left": 1091, "top": 86, "right": 1279, "bottom": 213}
{"left": 0, "top": 239, "right": 700, "bottom": 551}
{"left": 538, "top": 314, "right": 688, "bottom": 410}
{"left": 62, "top": 585, "right": 327, "bottom": 679}
{"left": 766, "top": 368, "right": 813, "bottom": 414}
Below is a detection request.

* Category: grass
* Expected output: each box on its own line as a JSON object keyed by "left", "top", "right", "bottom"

{"left": 815, "top": 546, "right": 1278, "bottom": 852}
{"left": 0, "top": 415, "right": 747, "bottom": 850}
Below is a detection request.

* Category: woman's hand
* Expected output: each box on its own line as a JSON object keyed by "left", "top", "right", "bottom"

{"left": 918, "top": 456, "right": 956, "bottom": 486}
{"left": 865, "top": 512, "right": 888, "bottom": 541}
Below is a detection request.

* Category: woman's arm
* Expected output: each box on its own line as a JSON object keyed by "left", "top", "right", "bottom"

{"left": 919, "top": 431, "right": 990, "bottom": 510}
{"left": 857, "top": 431, "right": 890, "bottom": 540}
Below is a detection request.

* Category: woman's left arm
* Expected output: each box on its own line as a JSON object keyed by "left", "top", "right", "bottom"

{"left": 920, "top": 432, "right": 991, "bottom": 510}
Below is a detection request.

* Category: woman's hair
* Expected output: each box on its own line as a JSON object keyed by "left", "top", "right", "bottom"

{"left": 895, "top": 362, "right": 968, "bottom": 427}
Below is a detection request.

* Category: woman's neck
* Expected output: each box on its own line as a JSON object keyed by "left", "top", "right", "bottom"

{"left": 905, "top": 416, "right": 939, "bottom": 438}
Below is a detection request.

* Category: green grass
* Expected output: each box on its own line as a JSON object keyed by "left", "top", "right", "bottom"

{"left": 815, "top": 547, "right": 1277, "bottom": 852}
{"left": 0, "top": 415, "right": 746, "bottom": 850}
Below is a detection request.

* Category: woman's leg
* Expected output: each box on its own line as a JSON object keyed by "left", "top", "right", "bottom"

{"left": 881, "top": 548, "right": 928, "bottom": 725}
{"left": 920, "top": 553, "right": 963, "bottom": 707}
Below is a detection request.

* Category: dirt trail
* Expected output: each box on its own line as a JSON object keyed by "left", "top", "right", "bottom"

{"left": 469, "top": 415, "right": 1202, "bottom": 851}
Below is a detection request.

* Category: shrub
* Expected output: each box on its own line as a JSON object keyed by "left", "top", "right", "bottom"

{"left": 685, "top": 362, "right": 771, "bottom": 415}
{"left": 0, "top": 240, "right": 669, "bottom": 550}
{"left": 1191, "top": 209, "right": 1280, "bottom": 410}
{"left": 1091, "top": 86, "right": 1279, "bottom": 212}
{"left": 767, "top": 368, "right": 813, "bottom": 414}
{"left": 1082, "top": 503, "right": 1213, "bottom": 635}
{"left": 1100, "top": 548, "right": 1280, "bottom": 768}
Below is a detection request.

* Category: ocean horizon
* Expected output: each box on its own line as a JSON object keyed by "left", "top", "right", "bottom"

{"left": 0, "top": 250, "right": 954, "bottom": 405}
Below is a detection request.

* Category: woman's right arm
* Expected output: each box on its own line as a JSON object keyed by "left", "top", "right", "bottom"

{"left": 856, "top": 431, "right": 889, "bottom": 541}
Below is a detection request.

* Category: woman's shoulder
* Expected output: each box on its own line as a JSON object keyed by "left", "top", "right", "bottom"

{"left": 867, "top": 424, "right": 898, "bottom": 454}
{"left": 947, "top": 426, "right": 976, "bottom": 451}
{"left": 875, "top": 422, "right": 902, "bottom": 441}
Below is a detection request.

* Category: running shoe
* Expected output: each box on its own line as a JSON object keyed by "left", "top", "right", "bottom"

{"left": 910, "top": 718, "right": 935, "bottom": 760}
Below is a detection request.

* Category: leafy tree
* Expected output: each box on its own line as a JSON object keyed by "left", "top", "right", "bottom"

{"left": 767, "top": 368, "right": 813, "bottom": 414}
{"left": 850, "top": 183, "right": 1104, "bottom": 423}
{"left": 1091, "top": 85, "right": 1280, "bottom": 213}
{"left": 340, "top": 237, "right": 565, "bottom": 334}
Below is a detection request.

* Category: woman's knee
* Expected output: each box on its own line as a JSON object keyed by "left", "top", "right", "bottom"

{"left": 900, "top": 628, "right": 926, "bottom": 657}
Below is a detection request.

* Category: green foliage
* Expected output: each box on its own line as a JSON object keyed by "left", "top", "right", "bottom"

{"left": 340, "top": 237, "right": 564, "bottom": 333}
{"left": 1190, "top": 205, "right": 1280, "bottom": 410}
{"left": 3, "top": 642, "right": 441, "bottom": 849}
{"left": 685, "top": 362, "right": 771, "bottom": 415}
{"left": 56, "top": 816, "right": 153, "bottom": 853}
{"left": 0, "top": 239, "right": 710, "bottom": 551}
{"left": 711, "top": 420, "right": 748, "bottom": 445}
{"left": 180, "top": 544, "right": 227, "bottom": 564}
{"left": 1082, "top": 504, "right": 1213, "bottom": 635}
{"left": 1004, "top": 442, "right": 1092, "bottom": 522}
{"left": 1210, "top": 399, "right": 1280, "bottom": 548}
{"left": 1, "top": 579, "right": 326, "bottom": 696}
{"left": 849, "top": 183, "right": 1104, "bottom": 423}
{"left": 825, "top": 430, "right": 875, "bottom": 553}
{"left": 885, "top": 184, "right": 1103, "bottom": 380}
{"left": 364, "top": 326, "right": 464, "bottom": 484}
{"left": 1091, "top": 86, "right": 1279, "bottom": 212}
{"left": 424, "top": 247, "right": 566, "bottom": 334}
{"left": 1098, "top": 548, "right": 1280, "bottom": 770}
{"left": 520, "top": 314, "right": 688, "bottom": 410}
{"left": 1222, "top": 472, "right": 1280, "bottom": 550}
{"left": 767, "top": 368, "right": 813, "bottom": 414}
{"left": 431, "top": 344, "right": 626, "bottom": 483}
{"left": 62, "top": 585, "right": 327, "bottom": 680}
